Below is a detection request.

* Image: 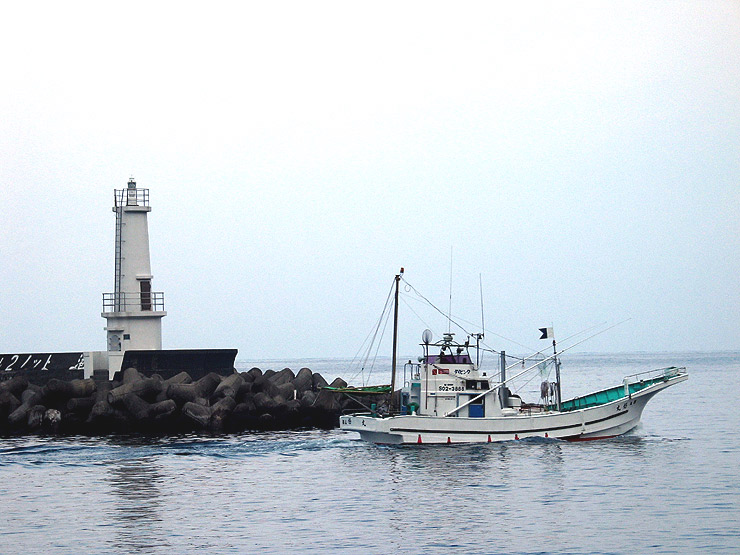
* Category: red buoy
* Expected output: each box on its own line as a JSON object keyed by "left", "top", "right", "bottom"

{"left": 515, "top": 434, "right": 519, "bottom": 440}
{"left": 487, "top": 435, "right": 492, "bottom": 443}
{"left": 545, "top": 432, "right": 549, "bottom": 438}
{"left": 447, "top": 437, "right": 451, "bottom": 444}
{"left": 417, "top": 434, "right": 422, "bottom": 444}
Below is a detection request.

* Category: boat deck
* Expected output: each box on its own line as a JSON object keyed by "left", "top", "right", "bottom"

{"left": 557, "top": 367, "right": 683, "bottom": 412}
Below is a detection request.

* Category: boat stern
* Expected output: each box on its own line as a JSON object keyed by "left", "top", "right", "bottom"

{"left": 340, "top": 414, "right": 405, "bottom": 444}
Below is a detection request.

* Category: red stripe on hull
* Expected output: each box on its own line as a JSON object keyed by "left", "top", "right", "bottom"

{"left": 564, "top": 434, "right": 618, "bottom": 442}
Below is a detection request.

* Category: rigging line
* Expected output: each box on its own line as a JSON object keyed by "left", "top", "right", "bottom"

{"left": 555, "top": 322, "right": 608, "bottom": 346}
{"left": 503, "top": 320, "right": 619, "bottom": 373}
{"left": 366, "top": 298, "right": 394, "bottom": 384}
{"left": 482, "top": 344, "right": 519, "bottom": 360}
{"left": 513, "top": 359, "right": 553, "bottom": 394}
{"left": 503, "top": 348, "right": 556, "bottom": 373}
{"left": 347, "top": 278, "right": 396, "bottom": 384}
{"left": 399, "top": 296, "right": 435, "bottom": 335}
{"left": 507, "top": 318, "right": 633, "bottom": 375}
{"left": 346, "top": 309, "right": 387, "bottom": 381}
{"left": 361, "top": 275, "right": 401, "bottom": 385}
{"left": 401, "top": 279, "right": 620, "bottom": 367}
{"left": 426, "top": 307, "right": 537, "bottom": 353}
{"left": 348, "top": 296, "right": 390, "bottom": 383}
{"left": 401, "top": 277, "right": 473, "bottom": 337}
{"left": 476, "top": 328, "right": 535, "bottom": 353}
{"left": 414, "top": 291, "right": 525, "bottom": 354}
{"left": 398, "top": 291, "right": 440, "bottom": 310}
{"left": 359, "top": 283, "right": 395, "bottom": 377}
{"left": 398, "top": 289, "right": 492, "bottom": 332}
{"left": 354, "top": 317, "right": 388, "bottom": 384}
{"left": 479, "top": 322, "right": 614, "bottom": 370}
{"left": 398, "top": 284, "right": 534, "bottom": 352}
{"left": 454, "top": 319, "right": 606, "bottom": 364}
{"left": 478, "top": 346, "right": 527, "bottom": 362}
{"left": 403, "top": 288, "right": 609, "bottom": 356}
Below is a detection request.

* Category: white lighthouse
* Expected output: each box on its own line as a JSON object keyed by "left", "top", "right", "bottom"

{"left": 101, "top": 178, "right": 166, "bottom": 375}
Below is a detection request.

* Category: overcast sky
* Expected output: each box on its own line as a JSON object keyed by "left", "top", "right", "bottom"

{"left": 1, "top": 1, "right": 738, "bottom": 360}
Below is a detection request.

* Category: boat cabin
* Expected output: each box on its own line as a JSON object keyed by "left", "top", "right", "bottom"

{"left": 401, "top": 333, "right": 510, "bottom": 418}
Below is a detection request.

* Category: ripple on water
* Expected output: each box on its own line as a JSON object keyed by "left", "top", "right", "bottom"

{"left": 1, "top": 353, "right": 739, "bottom": 554}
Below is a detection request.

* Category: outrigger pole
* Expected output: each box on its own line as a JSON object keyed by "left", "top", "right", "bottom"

{"left": 389, "top": 268, "right": 403, "bottom": 412}
{"left": 444, "top": 320, "right": 629, "bottom": 417}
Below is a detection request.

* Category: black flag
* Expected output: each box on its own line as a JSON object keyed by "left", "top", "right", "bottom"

{"left": 539, "top": 327, "right": 553, "bottom": 340}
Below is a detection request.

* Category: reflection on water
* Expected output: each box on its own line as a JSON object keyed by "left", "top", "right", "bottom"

{"left": 107, "top": 456, "right": 165, "bottom": 552}
{"left": 338, "top": 432, "right": 670, "bottom": 552}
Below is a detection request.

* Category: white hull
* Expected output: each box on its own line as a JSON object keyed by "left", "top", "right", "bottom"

{"left": 340, "top": 373, "right": 687, "bottom": 444}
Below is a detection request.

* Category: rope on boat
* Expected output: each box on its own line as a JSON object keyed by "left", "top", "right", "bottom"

{"left": 346, "top": 277, "right": 396, "bottom": 386}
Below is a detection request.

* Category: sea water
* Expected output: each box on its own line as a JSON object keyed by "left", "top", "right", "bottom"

{"left": 1, "top": 352, "right": 738, "bottom": 554}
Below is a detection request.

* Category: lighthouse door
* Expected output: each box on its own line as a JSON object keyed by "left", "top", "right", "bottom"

{"left": 140, "top": 279, "right": 152, "bottom": 311}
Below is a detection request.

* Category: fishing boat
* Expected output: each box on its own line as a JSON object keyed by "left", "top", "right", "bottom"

{"left": 338, "top": 270, "right": 688, "bottom": 444}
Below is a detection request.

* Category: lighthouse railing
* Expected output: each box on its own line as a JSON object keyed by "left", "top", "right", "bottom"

{"left": 103, "top": 291, "right": 165, "bottom": 313}
{"left": 114, "top": 188, "right": 150, "bottom": 208}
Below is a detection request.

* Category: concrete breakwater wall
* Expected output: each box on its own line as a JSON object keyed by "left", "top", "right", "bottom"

{"left": 0, "top": 367, "right": 375, "bottom": 435}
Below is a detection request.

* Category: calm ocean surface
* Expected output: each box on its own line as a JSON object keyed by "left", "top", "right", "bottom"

{"left": 1, "top": 351, "right": 738, "bottom": 554}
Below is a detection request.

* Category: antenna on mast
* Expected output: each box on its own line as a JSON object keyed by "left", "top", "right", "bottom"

{"left": 479, "top": 273, "right": 485, "bottom": 336}
{"left": 471, "top": 273, "right": 486, "bottom": 369}
{"left": 447, "top": 247, "right": 453, "bottom": 334}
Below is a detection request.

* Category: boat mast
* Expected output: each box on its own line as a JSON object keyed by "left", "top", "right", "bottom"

{"left": 540, "top": 327, "right": 562, "bottom": 411}
{"left": 553, "top": 339, "right": 562, "bottom": 411}
{"left": 390, "top": 268, "right": 403, "bottom": 412}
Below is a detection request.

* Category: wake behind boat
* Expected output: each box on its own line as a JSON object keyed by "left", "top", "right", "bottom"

{"left": 338, "top": 270, "right": 688, "bottom": 444}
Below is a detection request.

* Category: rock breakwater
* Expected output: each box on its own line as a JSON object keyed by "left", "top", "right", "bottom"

{"left": 0, "top": 367, "right": 374, "bottom": 435}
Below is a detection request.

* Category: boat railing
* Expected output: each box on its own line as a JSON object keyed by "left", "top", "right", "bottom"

{"left": 554, "top": 367, "right": 687, "bottom": 412}
{"left": 519, "top": 403, "right": 550, "bottom": 415}
{"left": 403, "top": 361, "right": 421, "bottom": 381}
{"left": 623, "top": 366, "right": 685, "bottom": 386}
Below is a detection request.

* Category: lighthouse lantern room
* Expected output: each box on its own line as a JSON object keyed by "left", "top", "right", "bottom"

{"left": 102, "top": 178, "right": 166, "bottom": 375}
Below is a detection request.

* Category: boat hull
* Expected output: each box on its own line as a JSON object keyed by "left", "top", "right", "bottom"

{"left": 340, "top": 372, "right": 687, "bottom": 444}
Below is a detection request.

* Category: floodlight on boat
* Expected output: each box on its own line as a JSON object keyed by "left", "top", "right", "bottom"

{"left": 422, "top": 329, "right": 433, "bottom": 344}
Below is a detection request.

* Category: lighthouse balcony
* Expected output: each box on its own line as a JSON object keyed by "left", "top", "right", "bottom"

{"left": 103, "top": 291, "right": 165, "bottom": 313}
{"left": 114, "top": 187, "right": 149, "bottom": 208}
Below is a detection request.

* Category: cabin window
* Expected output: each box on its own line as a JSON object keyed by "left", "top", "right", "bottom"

{"left": 140, "top": 279, "right": 152, "bottom": 311}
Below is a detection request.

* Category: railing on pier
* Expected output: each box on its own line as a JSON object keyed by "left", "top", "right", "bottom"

{"left": 103, "top": 291, "right": 165, "bottom": 313}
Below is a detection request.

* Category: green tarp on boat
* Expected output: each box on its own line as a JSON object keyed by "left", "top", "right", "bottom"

{"left": 322, "top": 385, "right": 391, "bottom": 395}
